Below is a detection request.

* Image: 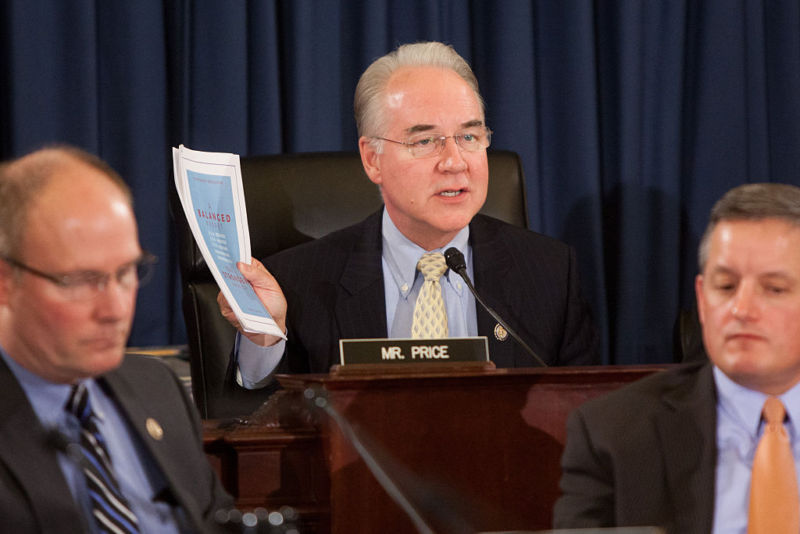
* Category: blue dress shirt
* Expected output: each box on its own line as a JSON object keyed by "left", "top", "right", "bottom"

{"left": 712, "top": 366, "right": 800, "bottom": 533}
{"left": 380, "top": 209, "right": 477, "bottom": 338}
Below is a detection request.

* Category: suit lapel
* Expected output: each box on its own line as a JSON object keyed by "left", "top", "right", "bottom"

{"left": 100, "top": 369, "right": 205, "bottom": 533}
{"left": 0, "top": 358, "right": 87, "bottom": 533}
{"left": 336, "top": 210, "right": 388, "bottom": 340}
{"left": 469, "top": 216, "right": 519, "bottom": 367}
{"left": 654, "top": 363, "right": 717, "bottom": 532}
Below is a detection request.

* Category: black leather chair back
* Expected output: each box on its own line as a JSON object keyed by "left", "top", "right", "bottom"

{"left": 171, "top": 150, "right": 529, "bottom": 418}
{"left": 673, "top": 306, "right": 708, "bottom": 363}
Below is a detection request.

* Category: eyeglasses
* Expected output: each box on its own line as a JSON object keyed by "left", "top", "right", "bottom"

{"left": 1, "top": 252, "right": 157, "bottom": 301}
{"left": 374, "top": 127, "right": 492, "bottom": 159}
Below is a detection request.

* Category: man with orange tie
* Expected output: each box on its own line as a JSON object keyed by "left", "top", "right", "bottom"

{"left": 554, "top": 183, "right": 800, "bottom": 533}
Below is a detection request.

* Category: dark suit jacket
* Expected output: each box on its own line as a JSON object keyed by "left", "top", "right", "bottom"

{"left": 553, "top": 362, "right": 718, "bottom": 534}
{"left": 0, "top": 354, "right": 233, "bottom": 534}
{"left": 262, "top": 210, "right": 599, "bottom": 373}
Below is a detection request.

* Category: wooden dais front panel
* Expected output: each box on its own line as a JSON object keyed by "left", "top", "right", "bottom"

{"left": 203, "top": 365, "right": 666, "bottom": 533}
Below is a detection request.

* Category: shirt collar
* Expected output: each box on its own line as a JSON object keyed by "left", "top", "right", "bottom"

{"left": 714, "top": 365, "right": 800, "bottom": 439}
{"left": 0, "top": 344, "right": 75, "bottom": 428}
{"left": 381, "top": 210, "right": 470, "bottom": 298}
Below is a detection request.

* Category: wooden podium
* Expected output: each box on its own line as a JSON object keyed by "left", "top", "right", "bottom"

{"left": 202, "top": 365, "right": 665, "bottom": 533}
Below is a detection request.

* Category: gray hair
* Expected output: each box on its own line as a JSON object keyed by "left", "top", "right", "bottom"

{"left": 354, "top": 41, "right": 485, "bottom": 142}
{"left": 0, "top": 145, "right": 131, "bottom": 257}
{"left": 698, "top": 183, "right": 800, "bottom": 270}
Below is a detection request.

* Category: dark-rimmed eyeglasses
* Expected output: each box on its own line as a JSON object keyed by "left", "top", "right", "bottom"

{"left": 373, "top": 127, "right": 492, "bottom": 158}
{"left": 1, "top": 252, "right": 157, "bottom": 301}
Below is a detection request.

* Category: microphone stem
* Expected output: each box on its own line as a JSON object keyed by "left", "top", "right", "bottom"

{"left": 456, "top": 268, "right": 548, "bottom": 368}
{"left": 309, "top": 392, "right": 436, "bottom": 534}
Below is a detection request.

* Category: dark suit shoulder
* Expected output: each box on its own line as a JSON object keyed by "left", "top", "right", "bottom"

{"left": 472, "top": 214, "right": 571, "bottom": 251}
{"left": 576, "top": 362, "right": 710, "bottom": 424}
{"left": 116, "top": 352, "right": 177, "bottom": 378}
{"left": 111, "top": 354, "right": 187, "bottom": 397}
{"left": 470, "top": 213, "right": 578, "bottom": 291}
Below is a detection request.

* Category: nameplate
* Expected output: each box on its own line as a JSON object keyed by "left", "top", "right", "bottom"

{"left": 339, "top": 337, "right": 489, "bottom": 366}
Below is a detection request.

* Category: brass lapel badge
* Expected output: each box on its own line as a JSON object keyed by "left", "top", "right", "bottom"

{"left": 494, "top": 323, "right": 508, "bottom": 341}
{"left": 146, "top": 418, "right": 164, "bottom": 440}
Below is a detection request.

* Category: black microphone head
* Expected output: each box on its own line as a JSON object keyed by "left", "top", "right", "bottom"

{"left": 444, "top": 247, "right": 467, "bottom": 273}
{"left": 45, "top": 428, "right": 89, "bottom": 467}
{"left": 45, "top": 428, "right": 71, "bottom": 452}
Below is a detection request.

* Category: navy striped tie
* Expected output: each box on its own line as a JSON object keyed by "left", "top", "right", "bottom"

{"left": 66, "top": 383, "right": 140, "bottom": 534}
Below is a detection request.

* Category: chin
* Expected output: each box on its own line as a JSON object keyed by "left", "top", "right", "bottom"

{"left": 87, "top": 350, "right": 126, "bottom": 374}
{"left": 433, "top": 213, "right": 475, "bottom": 233}
{"left": 718, "top": 350, "right": 773, "bottom": 378}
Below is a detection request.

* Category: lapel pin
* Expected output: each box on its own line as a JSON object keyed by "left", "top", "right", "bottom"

{"left": 494, "top": 323, "right": 508, "bottom": 341}
{"left": 146, "top": 418, "right": 164, "bottom": 441}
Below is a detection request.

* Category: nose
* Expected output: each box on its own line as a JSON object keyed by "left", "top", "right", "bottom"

{"left": 731, "top": 283, "right": 758, "bottom": 321}
{"left": 93, "top": 278, "right": 135, "bottom": 321}
{"left": 436, "top": 136, "right": 467, "bottom": 173}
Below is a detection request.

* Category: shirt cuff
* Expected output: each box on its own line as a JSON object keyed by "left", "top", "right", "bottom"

{"left": 235, "top": 333, "right": 286, "bottom": 389}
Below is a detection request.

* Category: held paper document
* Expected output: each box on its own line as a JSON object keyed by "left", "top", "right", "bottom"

{"left": 172, "top": 144, "right": 285, "bottom": 338}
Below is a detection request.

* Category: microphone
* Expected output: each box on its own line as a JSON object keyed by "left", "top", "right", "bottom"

{"left": 45, "top": 428, "right": 88, "bottom": 468}
{"left": 444, "top": 247, "right": 547, "bottom": 367}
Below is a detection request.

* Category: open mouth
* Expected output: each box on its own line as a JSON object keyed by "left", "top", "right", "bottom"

{"left": 439, "top": 189, "right": 465, "bottom": 197}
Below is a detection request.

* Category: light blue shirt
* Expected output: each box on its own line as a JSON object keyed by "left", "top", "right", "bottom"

{"left": 0, "top": 347, "right": 184, "bottom": 534}
{"left": 712, "top": 366, "right": 800, "bottom": 533}
{"left": 380, "top": 209, "right": 477, "bottom": 338}
{"left": 237, "top": 209, "right": 477, "bottom": 388}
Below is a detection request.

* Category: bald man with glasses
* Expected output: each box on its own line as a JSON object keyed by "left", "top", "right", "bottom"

{"left": 219, "top": 41, "right": 599, "bottom": 389}
{"left": 0, "top": 146, "right": 232, "bottom": 533}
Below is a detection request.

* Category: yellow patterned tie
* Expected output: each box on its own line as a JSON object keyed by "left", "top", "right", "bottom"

{"left": 411, "top": 252, "right": 449, "bottom": 339}
{"left": 748, "top": 396, "right": 800, "bottom": 534}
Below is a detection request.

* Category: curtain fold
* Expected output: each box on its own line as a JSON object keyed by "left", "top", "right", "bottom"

{"left": 2, "top": 0, "right": 799, "bottom": 364}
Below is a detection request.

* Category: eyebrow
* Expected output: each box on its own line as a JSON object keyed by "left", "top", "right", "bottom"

{"left": 760, "top": 272, "right": 795, "bottom": 282}
{"left": 708, "top": 266, "right": 794, "bottom": 281}
{"left": 57, "top": 255, "right": 146, "bottom": 276}
{"left": 707, "top": 266, "right": 735, "bottom": 276}
{"left": 404, "top": 124, "right": 436, "bottom": 135}
{"left": 403, "top": 119, "right": 485, "bottom": 135}
{"left": 461, "top": 119, "right": 485, "bottom": 129}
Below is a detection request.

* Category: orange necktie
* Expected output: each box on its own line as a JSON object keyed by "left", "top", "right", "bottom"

{"left": 748, "top": 396, "right": 800, "bottom": 534}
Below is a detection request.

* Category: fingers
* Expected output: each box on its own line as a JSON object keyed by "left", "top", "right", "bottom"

{"left": 236, "top": 258, "right": 277, "bottom": 288}
{"left": 216, "top": 291, "right": 241, "bottom": 329}
{"left": 236, "top": 260, "right": 286, "bottom": 307}
{"left": 214, "top": 257, "right": 288, "bottom": 347}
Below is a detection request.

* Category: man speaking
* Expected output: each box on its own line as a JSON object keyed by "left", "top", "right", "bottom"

{"left": 220, "top": 41, "right": 600, "bottom": 389}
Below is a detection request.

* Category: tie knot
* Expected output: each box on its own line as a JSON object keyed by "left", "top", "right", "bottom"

{"left": 65, "top": 383, "right": 92, "bottom": 424}
{"left": 417, "top": 252, "right": 447, "bottom": 282}
{"left": 763, "top": 396, "right": 787, "bottom": 426}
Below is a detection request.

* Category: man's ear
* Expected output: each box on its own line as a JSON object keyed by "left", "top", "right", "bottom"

{"left": 695, "top": 274, "right": 706, "bottom": 325}
{"left": 359, "top": 137, "right": 382, "bottom": 186}
{"left": 0, "top": 261, "right": 12, "bottom": 305}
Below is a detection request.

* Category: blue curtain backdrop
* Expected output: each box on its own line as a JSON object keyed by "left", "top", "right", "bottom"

{"left": 2, "top": 1, "right": 799, "bottom": 364}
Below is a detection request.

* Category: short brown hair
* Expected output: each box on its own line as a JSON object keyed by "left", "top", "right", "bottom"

{"left": 698, "top": 183, "right": 800, "bottom": 270}
{"left": 0, "top": 145, "right": 131, "bottom": 257}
